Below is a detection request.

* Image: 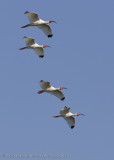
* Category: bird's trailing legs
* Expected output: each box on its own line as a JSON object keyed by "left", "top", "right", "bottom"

{"left": 19, "top": 47, "right": 27, "bottom": 50}
{"left": 52, "top": 115, "right": 61, "bottom": 118}
{"left": 38, "top": 90, "right": 44, "bottom": 94}
{"left": 21, "top": 24, "right": 30, "bottom": 28}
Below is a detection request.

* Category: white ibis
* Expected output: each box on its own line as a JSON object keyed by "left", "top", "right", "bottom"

{"left": 53, "top": 106, "right": 85, "bottom": 129}
{"left": 21, "top": 11, "right": 56, "bottom": 38}
{"left": 38, "top": 80, "right": 67, "bottom": 100}
{"left": 19, "top": 37, "right": 50, "bottom": 58}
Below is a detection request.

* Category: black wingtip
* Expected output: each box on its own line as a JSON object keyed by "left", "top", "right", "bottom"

{"left": 23, "top": 36, "right": 27, "bottom": 38}
{"left": 39, "top": 55, "right": 44, "bottom": 58}
{"left": 48, "top": 35, "right": 53, "bottom": 38}
{"left": 71, "top": 126, "right": 74, "bottom": 129}
{"left": 61, "top": 97, "right": 65, "bottom": 101}
{"left": 24, "top": 11, "right": 29, "bottom": 14}
{"left": 40, "top": 80, "right": 44, "bottom": 82}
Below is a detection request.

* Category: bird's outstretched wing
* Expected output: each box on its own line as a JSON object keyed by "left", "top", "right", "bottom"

{"left": 40, "top": 81, "right": 51, "bottom": 90}
{"left": 64, "top": 117, "right": 75, "bottom": 129}
{"left": 23, "top": 37, "right": 35, "bottom": 46}
{"left": 49, "top": 90, "right": 65, "bottom": 100}
{"left": 25, "top": 11, "right": 39, "bottom": 23}
{"left": 37, "top": 24, "right": 53, "bottom": 37}
{"left": 60, "top": 107, "right": 71, "bottom": 114}
{"left": 33, "top": 47, "right": 44, "bottom": 57}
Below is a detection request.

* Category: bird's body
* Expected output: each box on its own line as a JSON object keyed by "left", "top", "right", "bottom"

{"left": 19, "top": 37, "right": 50, "bottom": 58}
{"left": 21, "top": 11, "right": 56, "bottom": 38}
{"left": 38, "top": 80, "right": 67, "bottom": 100}
{"left": 53, "top": 107, "right": 85, "bottom": 129}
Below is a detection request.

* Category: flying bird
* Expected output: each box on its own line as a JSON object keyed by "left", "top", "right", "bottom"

{"left": 53, "top": 106, "right": 85, "bottom": 129}
{"left": 38, "top": 80, "right": 67, "bottom": 100}
{"left": 21, "top": 11, "right": 56, "bottom": 38}
{"left": 19, "top": 37, "right": 50, "bottom": 58}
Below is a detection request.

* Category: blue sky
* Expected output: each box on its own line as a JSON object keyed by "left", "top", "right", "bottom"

{"left": 0, "top": 0, "right": 114, "bottom": 159}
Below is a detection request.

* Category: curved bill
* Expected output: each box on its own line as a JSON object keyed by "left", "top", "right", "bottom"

{"left": 46, "top": 45, "right": 51, "bottom": 48}
{"left": 63, "top": 87, "right": 67, "bottom": 89}
{"left": 80, "top": 113, "right": 85, "bottom": 116}
{"left": 53, "top": 21, "right": 57, "bottom": 24}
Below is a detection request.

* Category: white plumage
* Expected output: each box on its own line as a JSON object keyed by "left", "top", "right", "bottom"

{"left": 53, "top": 107, "right": 85, "bottom": 129}
{"left": 21, "top": 11, "right": 56, "bottom": 38}
{"left": 38, "top": 80, "right": 67, "bottom": 101}
{"left": 19, "top": 37, "right": 50, "bottom": 58}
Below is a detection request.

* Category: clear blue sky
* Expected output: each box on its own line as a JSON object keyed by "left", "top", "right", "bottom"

{"left": 0, "top": 0, "right": 114, "bottom": 159}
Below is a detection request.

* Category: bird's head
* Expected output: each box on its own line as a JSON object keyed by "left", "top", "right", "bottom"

{"left": 76, "top": 113, "right": 85, "bottom": 116}
{"left": 42, "top": 45, "right": 51, "bottom": 48}
{"left": 49, "top": 20, "right": 57, "bottom": 24}
{"left": 59, "top": 87, "right": 67, "bottom": 90}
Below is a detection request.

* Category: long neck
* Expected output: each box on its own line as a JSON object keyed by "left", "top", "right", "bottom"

{"left": 42, "top": 21, "right": 50, "bottom": 24}
{"left": 56, "top": 87, "right": 60, "bottom": 90}
{"left": 72, "top": 113, "right": 78, "bottom": 116}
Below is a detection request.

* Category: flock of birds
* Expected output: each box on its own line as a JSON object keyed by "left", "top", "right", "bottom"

{"left": 20, "top": 11, "right": 85, "bottom": 129}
